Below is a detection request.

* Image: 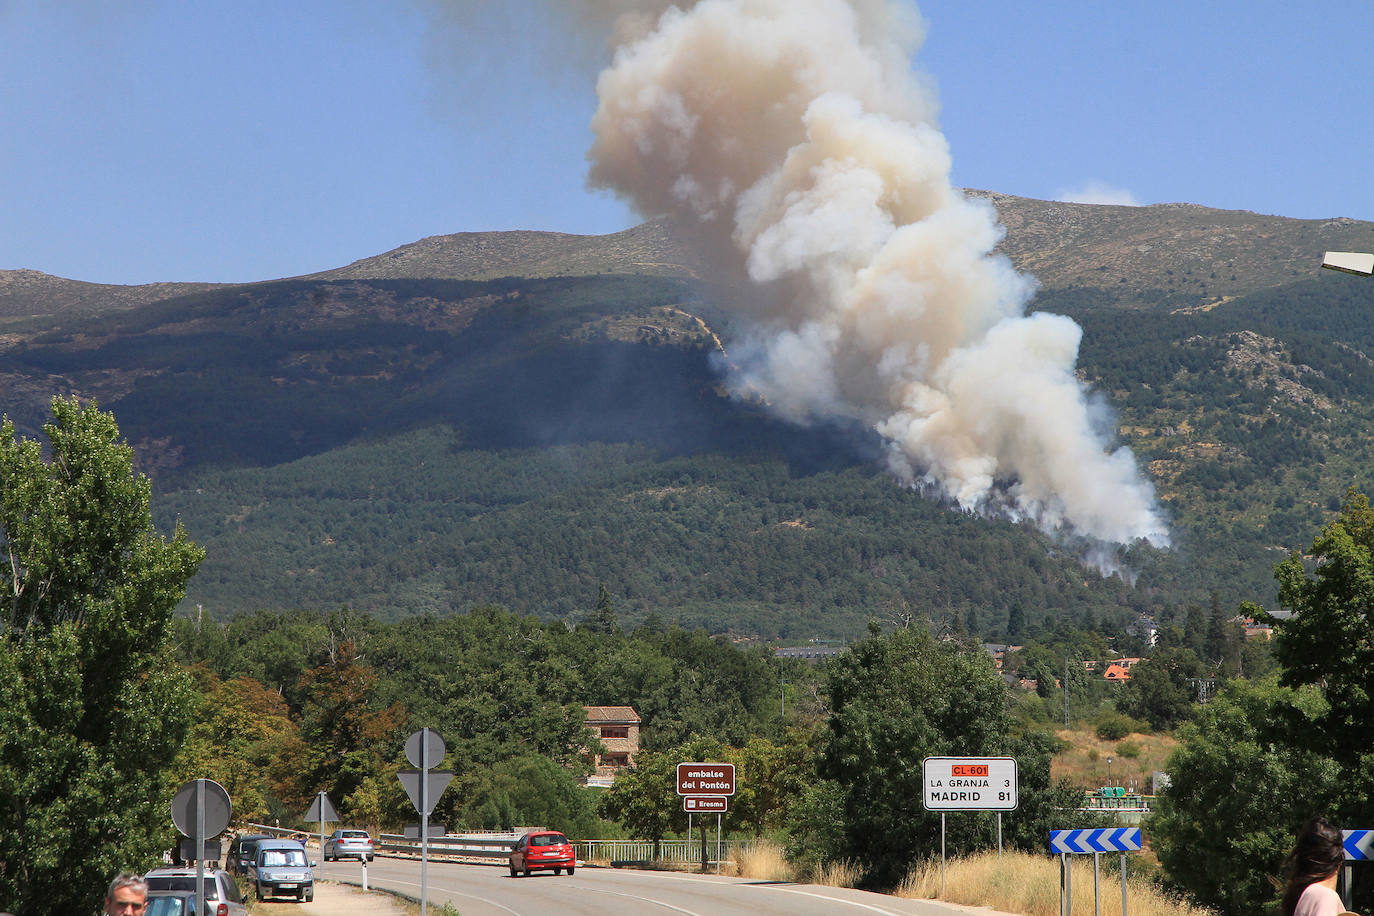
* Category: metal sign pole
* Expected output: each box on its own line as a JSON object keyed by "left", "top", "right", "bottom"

{"left": 687, "top": 813, "right": 692, "bottom": 868}
{"left": 940, "top": 813, "right": 946, "bottom": 897}
{"left": 195, "top": 780, "right": 206, "bottom": 916}
{"left": 420, "top": 728, "right": 430, "bottom": 916}
{"left": 997, "top": 811, "right": 1003, "bottom": 856}
{"left": 318, "top": 791, "right": 327, "bottom": 864}
{"left": 1093, "top": 851, "right": 1101, "bottom": 916}
{"left": 1065, "top": 851, "right": 1072, "bottom": 915}
{"left": 715, "top": 813, "right": 721, "bottom": 874}
{"left": 1060, "top": 852, "right": 1067, "bottom": 916}
{"left": 1121, "top": 852, "right": 1129, "bottom": 916}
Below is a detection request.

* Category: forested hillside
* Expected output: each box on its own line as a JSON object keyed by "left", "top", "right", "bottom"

{"left": 2, "top": 195, "right": 1374, "bottom": 637}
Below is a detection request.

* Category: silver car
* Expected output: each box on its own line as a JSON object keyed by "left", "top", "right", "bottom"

{"left": 323, "top": 828, "right": 375, "bottom": 861}
{"left": 250, "top": 839, "right": 316, "bottom": 902}
{"left": 143, "top": 867, "right": 248, "bottom": 916}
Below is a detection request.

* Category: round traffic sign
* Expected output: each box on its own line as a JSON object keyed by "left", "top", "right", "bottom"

{"left": 171, "top": 779, "right": 232, "bottom": 838}
{"left": 405, "top": 728, "right": 446, "bottom": 768}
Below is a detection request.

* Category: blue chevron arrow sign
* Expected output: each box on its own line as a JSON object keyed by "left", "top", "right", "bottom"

{"left": 1050, "top": 828, "right": 1142, "bottom": 854}
{"left": 1343, "top": 829, "right": 1374, "bottom": 860}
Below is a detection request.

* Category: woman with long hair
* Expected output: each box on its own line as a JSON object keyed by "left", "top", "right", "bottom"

{"left": 1281, "top": 816, "right": 1347, "bottom": 916}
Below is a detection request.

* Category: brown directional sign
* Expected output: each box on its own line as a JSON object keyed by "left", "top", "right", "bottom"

{"left": 683, "top": 796, "right": 728, "bottom": 813}
{"left": 676, "top": 762, "right": 735, "bottom": 796}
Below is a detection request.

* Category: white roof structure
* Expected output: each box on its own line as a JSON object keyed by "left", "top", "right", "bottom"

{"left": 1321, "top": 251, "right": 1374, "bottom": 276}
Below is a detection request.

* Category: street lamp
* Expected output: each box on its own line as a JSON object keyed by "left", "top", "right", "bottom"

{"left": 1322, "top": 251, "right": 1374, "bottom": 276}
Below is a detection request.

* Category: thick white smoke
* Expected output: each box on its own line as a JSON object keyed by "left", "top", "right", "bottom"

{"left": 583, "top": 0, "right": 1168, "bottom": 548}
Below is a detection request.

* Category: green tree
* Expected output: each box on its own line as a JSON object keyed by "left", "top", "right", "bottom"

{"left": 597, "top": 737, "right": 724, "bottom": 859}
{"left": 581, "top": 582, "right": 622, "bottom": 637}
{"left": 0, "top": 397, "right": 203, "bottom": 914}
{"left": 1151, "top": 679, "right": 1341, "bottom": 915}
{"left": 1266, "top": 489, "right": 1374, "bottom": 762}
{"left": 729, "top": 732, "right": 815, "bottom": 838}
{"left": 457, "top": 755, "right": 599, "bottom": 837}
{"left": 820, "top": 621, "right": 1055, "bottom": 888}
{"left": 1115, "top": 646, "right": 1204, "bottom": 730}
{"left": 295, "top": 638, "right": 406, "bottom": 816}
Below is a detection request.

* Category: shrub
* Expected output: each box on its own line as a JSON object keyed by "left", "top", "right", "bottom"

{"left": 1096, "top": 714, "right": 1133, "bottom": 741}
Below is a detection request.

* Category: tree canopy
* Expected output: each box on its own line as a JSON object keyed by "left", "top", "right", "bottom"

{"left": 0, "top": 397, "right": 203, "bottom": 914}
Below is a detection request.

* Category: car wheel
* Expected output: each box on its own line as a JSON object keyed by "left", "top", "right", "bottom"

{"left": 257, "top": 882, "right": 267, "bottom": 900}
{"left": 305, "top": 888, "right": 314, "bottom": 903}
{"left": 568, "top": 866, "right": 575, "bottom": 875}
{"left": 367, "top": 854, "right": 374, "bottom": 862}
{"left": 523, "top": 868, "right": 531, "bottom": 877}
{"left": 298, "top": 888, "right": 306, "bottom": 901}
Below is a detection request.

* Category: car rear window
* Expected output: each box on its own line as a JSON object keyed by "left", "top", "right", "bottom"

{"left": 144, "top": 877, "right": 221, "bottom": 900}
{"left": 145, "top": 898, "right": 191, "bottom": 916}
{"left": 341, "top": 831, "right": 370, "bottom": 839}
{"left": 530, "top": 834, "right": 569, "bottom": 847}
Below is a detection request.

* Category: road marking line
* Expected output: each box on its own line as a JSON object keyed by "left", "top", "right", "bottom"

{"left": 562, "top": 883, "right": 705, "bottom": 915}
{"left": 595, "top": 870, "right": 912, "bottom": 915}
{"left": 747, "top": 885, "right": 910, "bottom": 915}
{"left": 347, "top": 876, "right": 522, "bottom": 916}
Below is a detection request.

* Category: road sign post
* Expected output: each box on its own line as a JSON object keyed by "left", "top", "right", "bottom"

{"left": 1050, "top": 828, "right": 1142, "bottom": 915}
{"left": 923, "top": 757, "right": 1018, "bottom": 894}
{"left": 676, "top": 762, "right": 734, "bottom": 874}
{"left": 399, "top": 728, "right": 452, "bottom": 916}
{"left": 1341, "top": 828, "right": 1373, "bottom": 909}
{"left": 171, "top": 779, "right": 231, "bottom": 916}
{"left": 304, "top": 791, "right": 339, "bottom": 870}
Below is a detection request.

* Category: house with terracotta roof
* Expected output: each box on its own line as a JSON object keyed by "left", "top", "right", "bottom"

{"left": 583, "top": 706, "right": 641, "bottom": 787}
{"left": 1102, "top": 663, "right": 1132, "bottom": 682}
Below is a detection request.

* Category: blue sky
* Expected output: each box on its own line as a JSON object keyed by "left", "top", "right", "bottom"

{"left": 3, "top": 0, "right": 1371, "bottom": 285}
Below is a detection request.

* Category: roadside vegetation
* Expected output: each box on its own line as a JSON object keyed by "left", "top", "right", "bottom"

{"left": 899, "top": 852, "right": 1214, "bottom": 916}
{"left": 9, "top": 397, "right": 1374, "bottom": 916}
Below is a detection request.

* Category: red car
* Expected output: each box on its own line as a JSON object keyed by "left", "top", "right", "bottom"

{"left": 509, "top": 831, "right": 576, "bottom": 877}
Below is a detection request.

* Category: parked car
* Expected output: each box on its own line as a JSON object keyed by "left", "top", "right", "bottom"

{"left": 508, "top": 831, "right": 576, "bottom": 877}
{"left": 142, "top": 867, "right": 248, "bottom": 916}
{"left": 226, "top": 833, "right": 272, "bottom": 876}
{"left": 249, "top": 838, "right": 315, "bottom": 902}
{"left": 323, "top": 828, "right": 375, "bottom": 861}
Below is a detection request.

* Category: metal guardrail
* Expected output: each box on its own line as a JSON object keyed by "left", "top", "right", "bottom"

{"left": 247, "top": 824, "right": 737, "bottom": 867}
{"left": 575, "top": 839, "right": 736, "bottom": 865}
{"left": 378, "top": 832, "right": 521, "bottom": 861}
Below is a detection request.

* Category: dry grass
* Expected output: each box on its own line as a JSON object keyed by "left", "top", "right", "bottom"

{"left": 811, "top": 858, "right": 862, "bottom": 888}
{"left": 733, "top": 839, "right": 794, "bottom": 881}
{"left": 1052, "top": 726, "right": 1179, "bottom": 793}
{"left": 898, "top": 852, "right": 1214, "bottom": 916}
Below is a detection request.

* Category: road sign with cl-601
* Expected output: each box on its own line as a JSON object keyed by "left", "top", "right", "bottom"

{"left": 676, "top": 762, "right": 735, "bottom": 796}
{"left": 922, "top": 756, "right": 1018, "bottom": 811}
{"left": 1050, "top": 828, "right": 1142, "bottom": 854}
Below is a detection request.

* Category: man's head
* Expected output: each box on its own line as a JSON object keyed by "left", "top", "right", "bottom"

{"left": 104, "top": 873, "right": 148, "bottom": 916}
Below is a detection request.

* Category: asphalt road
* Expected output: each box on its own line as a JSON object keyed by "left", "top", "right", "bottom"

{"left": 315, "top": 855, "right": 1012, "bottom": 916}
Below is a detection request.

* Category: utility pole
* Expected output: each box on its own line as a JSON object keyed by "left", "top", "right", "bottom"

{"left": 1063, "top": 658, "right": 1070, "bottom": 727}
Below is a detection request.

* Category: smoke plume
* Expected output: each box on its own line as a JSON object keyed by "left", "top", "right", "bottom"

{"left": 584, "top": 0, "right": 1168, "bottom": 548}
